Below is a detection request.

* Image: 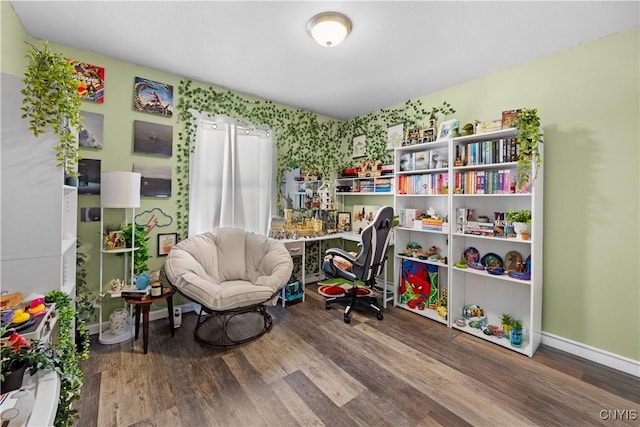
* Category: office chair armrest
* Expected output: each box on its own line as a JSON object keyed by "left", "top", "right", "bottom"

{"left": 325, "top": 247, "right": 356, "bottom": 262}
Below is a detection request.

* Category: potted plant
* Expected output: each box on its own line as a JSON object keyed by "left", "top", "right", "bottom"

{"left": 509, "top": 319, "right": 523, "bottom": 347}
{"left": 21, "top": 41, "right": 83, "bottom": 179}
{"left": 121, "top": 224, "right": 150, "bottom": 275}
{"left": 506, "top": 209, "right": 531, "bottom": 239}
{"left": 45, "top": 290, "right": 88, "bottom": 426}
{"left": 514, "top": 108, "right": 544, "bottom": 191}
{"left": 500, "top": 313, "right": 513, "bottom": 336}
{"left": 75, "top": 240, "right": 97, "bottom": 352}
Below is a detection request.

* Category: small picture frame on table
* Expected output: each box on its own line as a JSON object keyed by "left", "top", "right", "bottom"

{"left": 157, "top": 233, "right": 177, "bottom": 256}
{"left": 337, "top": 212, "right": 352, "bottom": 232}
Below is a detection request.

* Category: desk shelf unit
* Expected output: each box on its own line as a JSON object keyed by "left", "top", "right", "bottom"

{"left": 393, "top": 128, "right": 543, "bottom": 357}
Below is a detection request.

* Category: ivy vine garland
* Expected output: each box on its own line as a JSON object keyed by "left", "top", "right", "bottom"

{"left": 176, "top": 79, "right": 454, "bottom": 238}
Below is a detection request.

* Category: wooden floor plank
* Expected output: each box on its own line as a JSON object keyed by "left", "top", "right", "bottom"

{"left": 77, "top": 283, "right": 639, "bottom": 427}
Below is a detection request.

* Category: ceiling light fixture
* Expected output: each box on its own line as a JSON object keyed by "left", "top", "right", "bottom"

{"left": 306, "top": 11, "right": 352, "bottom": 48}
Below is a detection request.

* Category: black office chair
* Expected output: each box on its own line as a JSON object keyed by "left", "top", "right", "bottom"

{"left": 322, "top": 206, "right": 394, "bottom": 323}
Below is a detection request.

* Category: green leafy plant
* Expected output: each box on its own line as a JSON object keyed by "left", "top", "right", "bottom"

{"left": 121, "top": 224, "right": 150, "bottom": 275}
{"left": 506, "top": 209, "right": 532, "bottom": 224}
{"left": 45, "top": 290, "right": 88, "bottom": 427}
{"left": 21, "top": 41, "right": 83, "bottom": 178}
{"left": 75, "top": 241, "right": 97, "bottom": 327}
{"left": 500, "top": 313, "right": 513, "bottom": 326}
{"left": 511, "top": 319, "right": 523, "bottom": 331}
{"left": 514, "top": 108, "right": 543, "bottom": 190}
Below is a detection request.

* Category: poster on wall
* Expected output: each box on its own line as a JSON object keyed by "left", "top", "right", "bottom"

{"left": 78, "top": 111, "right": 104, "bottom": 149}
{"left": 133, "top": 120, "right": 173, "bottom": 156}
{"left": 133, "top": 164, "right": 172, "bottom": 198}
{"left": 68, "top": 59, "right": 105, "bottom": 103}
{"left": 386, "top": 123, "right": 403, "bottom": 151}
{"left": 352, "top": 134, "right": 366, "bottom": 158}
{"left": 77, "top": 159, "right": 101, "bottom": 195}
{"left": 133, "top": 77, "right": 173, "bottom": 117}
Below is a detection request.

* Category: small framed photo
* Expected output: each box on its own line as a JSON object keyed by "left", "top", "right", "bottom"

{"left": 157, "top": 233, "right": 177, "bottom": 256}
{"left": 386, "top": 123, "right": 404, "bottom": 150}
{"left": 337, "top": 212, "right": 352, "bottom": 232}
{"left": 352, "top": 134, "right": 366, "bottom": 158}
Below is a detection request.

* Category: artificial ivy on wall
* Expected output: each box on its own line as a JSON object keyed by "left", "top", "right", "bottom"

{"left": 176, "top": 78, "right": 454, "bottom": 238}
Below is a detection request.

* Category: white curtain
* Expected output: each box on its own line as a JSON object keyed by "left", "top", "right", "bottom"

{"left": 189, "top": 116, "right": 275, "bottom": 236}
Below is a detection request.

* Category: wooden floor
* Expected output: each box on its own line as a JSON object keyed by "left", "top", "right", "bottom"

{"left": 77, "top": 283, "right": 639, "bottom": 427}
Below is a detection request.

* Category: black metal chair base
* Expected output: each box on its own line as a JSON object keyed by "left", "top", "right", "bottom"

{"left": 194, "top": 303, "right": 273, "bottom": 347}
{"left": 325, "top": 290, "right": 384, "bottom": 324}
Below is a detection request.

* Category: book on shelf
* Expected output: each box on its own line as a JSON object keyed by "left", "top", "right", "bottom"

{"left": 414, "top": 151, "right": 429, "bottom": 170}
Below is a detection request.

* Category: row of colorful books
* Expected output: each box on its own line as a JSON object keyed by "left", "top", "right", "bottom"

{"left": 453, "top": 170, "right": 517, "bottom": 194}
{"left": 397, "top": 173, "right": 449, "bottom": 195}
{"left": 455, "top": 137, "right": 519, "bottom": 166}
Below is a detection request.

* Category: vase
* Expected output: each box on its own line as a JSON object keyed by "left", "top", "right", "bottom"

{"left": 510, "top": 329, "right": 523, "bottom": 347}
{"left": 1, "top": 363, "right": 27, "bottom": 394}
{"left": 109, "top": 308, "right": 129, "bottom": 336}
{"left": 513, "top": 222, "right": 529, "bottom": 239}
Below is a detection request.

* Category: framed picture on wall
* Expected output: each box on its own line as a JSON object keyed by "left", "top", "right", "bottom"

{"left": 157, "top": 233, "right": 177, "bottom": 256}
{"left": 79, "top": 111, "right": 104, "bottom": 149}
{"left": 77, "top": 158, "right": 101, "bottom": 195}
{"left": 133, "top": 120, "right": 173, "bottom": 156}
{"left": 386, "top": 123, "right": 403, "bottom": 150}
{"left": 133, "top": 164, "right": 172, "bottom": 198}
{"left": 353, "top": 134, "right": 366, "bottom": 158}
{"left": 68, "top": 59, "right": 105, "bottom": 103}
{"left": 133, "top": 76, "right": 173, "bottom": 117}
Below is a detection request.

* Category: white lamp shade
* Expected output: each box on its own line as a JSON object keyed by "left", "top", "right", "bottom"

{"left": 307, "top": 12, "right": 352, "bottom": 48}
{"left": 101, "top": 171, "right": 141, "bottom": 208}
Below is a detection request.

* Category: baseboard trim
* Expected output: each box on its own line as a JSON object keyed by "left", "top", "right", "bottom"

{"left": 541, "top": 331, "right": 639, "bottom": 377}
{"left": 87, "top": 302, "right": 198, "bottom": 336}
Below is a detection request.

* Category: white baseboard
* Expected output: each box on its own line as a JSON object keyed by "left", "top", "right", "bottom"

{"left": 541, "top": 332, "right": 640, "bottom": 377}
{"left": 87, "top": 302, "right": 198, "bottom": 336}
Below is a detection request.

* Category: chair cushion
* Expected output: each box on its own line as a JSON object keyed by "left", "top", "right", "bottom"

{"left": 164, "top": 228, "right": 293, "bottom": 311}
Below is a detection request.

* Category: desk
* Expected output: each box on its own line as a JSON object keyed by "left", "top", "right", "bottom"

{"left": 276, "top": 232, "right": 394, "bottom": 307}
{"left": 125, "top": 288, "right": 175, "bottom": 354}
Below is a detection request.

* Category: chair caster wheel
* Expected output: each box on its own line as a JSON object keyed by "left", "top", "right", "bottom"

{"left": 376, "top": 312, "right": 384, "bottom": 320}
{"left": 343, "top": 315, "right": 351, "bottom": 324}
{"left": 325, "top": 302, "right": 331, "bottom": 310}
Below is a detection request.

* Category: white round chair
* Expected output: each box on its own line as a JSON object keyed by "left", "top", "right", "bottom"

{"left": 164, "top": 228, "right": 293, "bottom": 346}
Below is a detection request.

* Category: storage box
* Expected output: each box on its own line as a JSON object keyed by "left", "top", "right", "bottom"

{"left": 279, "top": 281, "right": 303, "bottom": 304}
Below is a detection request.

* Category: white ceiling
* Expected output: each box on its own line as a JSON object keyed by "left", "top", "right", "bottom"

{"left": 9, "top": 1, "right": 639, "bottom": 120}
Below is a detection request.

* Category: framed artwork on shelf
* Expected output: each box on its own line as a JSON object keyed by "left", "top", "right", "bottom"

{"left": 337, "top": 212, "right": 351, "bottom": 232}
{"left": 133, "top": 164, "right": 172, "bottom": 198}
{"left": 79, "top": 111, "right": 104, "bottom": 149}
{"left": 133, "top": 120, "right": 173, "bottom": 156}
{"left": 437, "top": 119, "right": 459, "bottom": 140}
{"left": 353, "top": 134, "right": 366, "bottom": 158}
{"left": 68, "top": 59, "right": 105, "bottom": 103}
{"left": 157, "top": 233, "right": 177, "bottom": 256}
{"left": 386, "top": 123, "right": 404, "bottom": 150}
{"left": 133, "top": 76, "right": 173, "bottom": 117}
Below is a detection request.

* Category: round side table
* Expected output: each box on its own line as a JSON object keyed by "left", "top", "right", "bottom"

{"left": 125, "top": 287, "right": 176, "bottom": 354}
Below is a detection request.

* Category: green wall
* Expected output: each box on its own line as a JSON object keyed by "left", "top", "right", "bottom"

{"left": 2, "top": 2, "right": 638, "bottom": 361}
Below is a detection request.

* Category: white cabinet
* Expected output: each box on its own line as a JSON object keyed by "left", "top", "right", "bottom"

{"left": 394, "top": 128, "right": 543, "bottom": 357}
{"left": 0, "top": 73, "right": 77, "bottom": 301}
